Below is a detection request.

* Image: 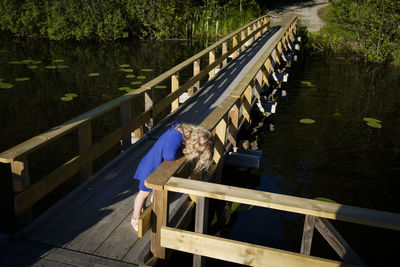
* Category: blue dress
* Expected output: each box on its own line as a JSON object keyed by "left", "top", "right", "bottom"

{"left": 134, "top": 124, "right": 183, "bottom": 192}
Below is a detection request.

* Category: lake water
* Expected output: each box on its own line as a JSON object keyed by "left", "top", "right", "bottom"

{"left": 214, "top": 53, "right": 400, "bottom": 266}
{"left": 1, "top": 32, "right": 400, "bottom": 266}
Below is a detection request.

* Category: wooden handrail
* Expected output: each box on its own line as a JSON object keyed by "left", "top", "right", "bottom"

{"left": 0, "top": 15, "right": 269, "bottom": 164}
{"left": 165, "top": 177, "right": 400, "bottom": 231}
{"left": 0, "top": 89, "right": 146, "bottom": 163}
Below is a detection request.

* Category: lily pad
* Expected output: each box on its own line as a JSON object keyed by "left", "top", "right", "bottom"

{"left": 0, "top": 82, "right": 14, "bottom": 89}
{"left": 300, "top": 81, "right": 315, "bottom": 87}
{"left": 60, "top": 96, "right": 73, "bottom": 101}
{"left": 137, "top": 75, "right": 146, "bottom": 79}
{"left": 15, "top": 77, "right": 30, "bottom": 82}
{"left": 65, "top": 93, "right": 78, "bottom": 98}
{"left": 141, "top": 68, "right": 153, "bottom": 72}
{"left": 363, "top": 117, "right": 381, "bottom": 123}
{"left": 120, "top": 68, "right": 133, "bottom": 73}
{"left": 28, "top": 65, "right": 38, "bottom": 69}
{"left": 45, "top": 65, "right": 57, "bottom": 69}
{"left": 126, "top": 74, "right": 135, "bottom": 78}
{"left": 366, "top": 121, "right": 382, "bottom": 129}
{"left": 118, "top": 86, "right": 131, "bottom": 91}
{"left": 231, "top": 202, "right": 254, "bottom": 213}
{"left": 88, "top": 73, "right": 100, "bottom": 77}
{"left": 300, "top": 118, "right": 316, "bottom": 124}
{"left": 131, "top": 81, "right": 142, "bottom": 85}
{"left": 20, "top": 59, "right": 34, "bottom": 64}
{"left": 9, "top": 61, "right": 21, "bottom": 64}
{"left": 0, "top": 78, "right": 3, "bottom": 82}
{"left": 32, "top": 61, "right": 42, "bottom": 64}
{"left": 120, "top": 64, "right": 130, "bottom": 68}
{"left": 155, "top": 85, "right": 167, "bottom": 89}
{"left": 314, "top": 197, "right": 337, "bottom": 203}
{"left": 52, "top": 59, "right": 64, "bottom": 63}
{"left": 57, "top": 65, "right": 69, "bottom": 69}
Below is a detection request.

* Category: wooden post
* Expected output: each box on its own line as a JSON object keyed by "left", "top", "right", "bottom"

{"left": 256, "top": 20, "right": 262, "bottom": 38}
{"left": 263, "top": 17, "right": 269, "bottom": 33}
{"left": 151, "top": 189, "right": 168, "bottom": 259}
{"left": 11, "top": 156, "right": 32, "bottom": 226}
{"left": 222, "top": 42, "right": 228, "bottom": 67}
{"left": 209, "top": 49, "right": 215, "bottom": 80}
{"left": 213, "top": 117, "right": 227, "bottom": 165}
{"left": 247, "top": 26, "right": 253, "bottom": 46}
{"left": 145, "top": 87, "right": 154, "bottom": 129}
{"left": 171, "top": 73, "right": 179, "bottom": 112}
{"left": 228, "top": 101, "right": 240, "bottom": 148}
{"left": 243, "top": 85, "right": 252, "bottom": 123}
{"left": 190, "top": 59, "right": 200, "bottom": 96}
{"left": 240, "top": 30, "right": 246, "bottom": 52}
{"left": 193, "top": 196, "right": 208, "bottom": 267}
{"left": 232, "top": 35, "right": 238, "bottom": 58}
{"left": 120, "top": 100, "right": 131, "bottom": 151}
{"left": 300, "top": 215, "right": 316, "bottom": 255}
{"left": 79, "top": 121, "right": 92, "bottom": 182}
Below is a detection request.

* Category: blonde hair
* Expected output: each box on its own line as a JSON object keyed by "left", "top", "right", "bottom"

{"left": 175, "top": 123, "right": 214, "bottom": 172}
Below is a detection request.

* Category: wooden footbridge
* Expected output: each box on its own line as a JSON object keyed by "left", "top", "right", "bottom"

{"left": 1, "top": 14, "right": 400, "bottom": 267}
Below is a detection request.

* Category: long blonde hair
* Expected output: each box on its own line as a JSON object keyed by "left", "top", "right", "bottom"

{"left": 175, "top": 123, "right": 214, "bottom": 172}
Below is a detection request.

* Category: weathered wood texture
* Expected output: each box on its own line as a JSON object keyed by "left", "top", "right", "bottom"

{"left": 0, "top": 236, "right": 138, "bottom": 267}
{"left": 161, "top": 227, "right": 349, "bottom": 267}
{"left": 165, "top": 177, "right": 400, "bottom": 231}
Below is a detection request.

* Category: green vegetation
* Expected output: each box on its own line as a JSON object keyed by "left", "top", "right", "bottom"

{"left": 306, "top": 0, "right": 400, "bottom": 65}
{"left": 0, "top": 0, "right": 263, "bottom": 41}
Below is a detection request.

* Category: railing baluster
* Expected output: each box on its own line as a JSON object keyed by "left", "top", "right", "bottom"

{"left": 209, "top": 49, "right": 216, "bottom": 80}
{"left": 190, "top": 59, "right": 201, "bottom": 96}
{"left": 232, "top": 34, "right": 238, "bottom": 58}
{"left": 222, "top": 42, "right": 228, "bottom": 67}
{"left": 171, "top": 73, "right": 179, "bottom": 112}
{"left": 300, "top": 215, "right": 316, "bottom": 255}
{"left": 11, "top": 156, "right": 32, "bottom": 226}
{"left": 151, "top": 188, "right": 169, "bottom": 259}
{"left": 193, "top": 196, "right": 208, "bottom": 267}
{"left": 120, "top": 100, "right": 131, "bottom": 150}
{"left": 145, "top": 87, "right": 154, "bottom": 129}
{"left": 78, "top": 121, "right": 92, "bottom": 182}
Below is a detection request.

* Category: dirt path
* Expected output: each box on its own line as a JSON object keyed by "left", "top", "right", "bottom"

{"left": 267, "top": 0, "right": 329, "bottom": 32}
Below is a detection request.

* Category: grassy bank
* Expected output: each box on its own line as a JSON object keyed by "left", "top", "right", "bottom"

{"left": 303, "top": 0, "right": 400, "bottom": 66}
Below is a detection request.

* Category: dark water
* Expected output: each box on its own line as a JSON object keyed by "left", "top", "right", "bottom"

{"left": 0, "top": 33, "right": 208, "bottom": 232}
{"left": 214, "top": 54, "right": 400, "bottom": 266}
{"left": 0, "top": 33, "right": 208, "bottom": 153}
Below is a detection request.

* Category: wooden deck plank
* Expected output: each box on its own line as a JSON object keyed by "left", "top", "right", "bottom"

{"left": 92, "top": 207, "right": 139, "bottom": 260}
{"left": 41, "top": 165, "right": 136, "bottom": 248}
{"left": 64, "top": 180, "right": 136, "bottom": 253}
{"left": 26, "top": 138, "right": 155, "bottom": 242}
{"left": 0, "top": 236, "right": 138, "bottom": 267}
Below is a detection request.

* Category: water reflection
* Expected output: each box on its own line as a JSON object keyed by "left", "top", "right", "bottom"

{"left": 218, "top": 54, "right": 400, "bottom": 266}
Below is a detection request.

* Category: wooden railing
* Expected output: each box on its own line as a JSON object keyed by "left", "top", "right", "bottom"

{"left": 145, "top": 16, "right": 298, "bottom": 261}
{"left": 160, "top": 177, "right": 400, "bottom": 266}
{"left": 0, "top": 14, "right": 271, "bottom": 223}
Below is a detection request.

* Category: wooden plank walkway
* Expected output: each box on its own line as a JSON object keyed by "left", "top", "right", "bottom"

{"left": 12, "top": 23, "right": 286, "bottom": 266}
